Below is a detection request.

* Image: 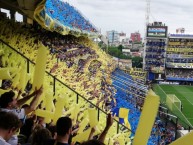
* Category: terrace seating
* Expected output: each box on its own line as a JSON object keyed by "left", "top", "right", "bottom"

{"left": 0, "top": 18, "right": 114, "bottom": 107}
{"left": 45, "top": 0, "right": 97, "bottom": 33}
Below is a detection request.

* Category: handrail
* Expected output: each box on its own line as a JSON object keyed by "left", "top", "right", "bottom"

{"left": 112, "top": 71, "right": 147, "bottom": 88}
{"left": 101, "top": 68, "right": 147, "bottom": 89}
{"left": 0, "top": 39, "right": 133, "bottom": 133}
{"left": 113, "top": 84, "right": 146, "bottom": 100}
{"left": 112, "top": 80, "right": 146, "bottom": 99}
{"left": 112, "top": 75, "right": 147, "bottom": 92}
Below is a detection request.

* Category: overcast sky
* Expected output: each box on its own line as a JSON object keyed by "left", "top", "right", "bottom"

{"left": 66, "top": 0, "right": 193, "bottom": 38}
{"left": 2, "top": 0, "right": 193, "bottom": 38}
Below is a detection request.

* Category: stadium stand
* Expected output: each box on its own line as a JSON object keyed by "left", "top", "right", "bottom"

{"left": 0, "top": 17, "right": 133, "bottom": 144}
{"left": 1, "top": 39, "right": 132, "bottom": 142}
{"left": 111, "top": 69, "right": 176, "bottom": 145}
{"left": 0, "top": 2, "right": 183, "bottom": 144}
{"left": 0, "top": 17, "right": 174, "bottom": 144}
{"left": 0, "top": 17, "right": 116, "bottom": 108}
{"left": 145, "top": 39, "right": 166, "bottom": 73}
{"left": 166, "top": 69, "right": 193, "bottom": 81}
{"left": 45, "top": 0, "right": 98, "bottom": 33}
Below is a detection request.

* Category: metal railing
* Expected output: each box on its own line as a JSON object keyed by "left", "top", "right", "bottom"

{"left": 0, "top": 39, "right": 132, "bottom": 134}
{"left": 113, "top": 75, "right": 193, "bottom": 142}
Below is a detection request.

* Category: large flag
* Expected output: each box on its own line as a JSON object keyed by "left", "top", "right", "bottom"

{"left": 112, "top": 108, "right": 131, "bottom": 130}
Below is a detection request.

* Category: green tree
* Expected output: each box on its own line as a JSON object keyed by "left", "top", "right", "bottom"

{"left": 98, "top": 41, "right": 103, "bottom": 47}
{"left": 132, "top": 56, "right": 143, "bottom": 68}
{"left": 117, "top": 45, "right": 124, "bottom": 51}
{"left": 108, "top": 46, "right": 131, "bottom": 59}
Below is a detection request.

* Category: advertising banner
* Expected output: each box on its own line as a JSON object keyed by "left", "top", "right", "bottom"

{"left": 166, "top": 54, "right": 193, "bottom": 58}
{"left": 158, "top": 81, "right": 179, "bottom": 85}
{"left": 167, "top": 38, "right": 193, "bottom": 60}
{"left": 168, "top": 38, "right": 193, "bottom": 46}
{"left": 166, "top": 77, "right": 193, "bottom": 82}
{"left": 166, "top": 62, "right": 193, "bottom": 69}
{"left": 147, "top": 26, "right": 168, "bottom": 38}
{"left": 151, "top": 66, "right": 165, "bottom": 73}
{"left": 167, "top": 48, "right": 193, "bottom": 52}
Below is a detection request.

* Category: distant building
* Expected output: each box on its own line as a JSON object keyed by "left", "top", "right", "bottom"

{"left": 130, "top": 32, "right": 141, "bottom": 43}
{"left": 106, "top": 30, "right": 119, "bottom": 45}
{"left": 119, "top": 32, "right": 126, "bottom": 43}
{"left": 122, "top": 49, "right": 130, "bottom": 56}
{"left": 131, "top": 52, "right": 142, "bottom": 57}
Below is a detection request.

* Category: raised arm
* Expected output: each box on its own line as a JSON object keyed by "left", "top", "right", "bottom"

{"left": 17, "top": 87, "right": 42, "bottom": 107}
{"left": 23, "top": 87, "right": 43, "bottom": 115}
{"left": 98, "top": 113, "right": 113, "bottom": 143}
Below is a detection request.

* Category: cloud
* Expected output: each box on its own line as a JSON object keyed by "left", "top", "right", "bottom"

{"left": 67, "top": 0, "right": 193, "bottom": 37}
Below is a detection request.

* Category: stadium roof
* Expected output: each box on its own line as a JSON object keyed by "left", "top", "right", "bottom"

{"left": 0, "top": 0, "right": 41, "bottom": 19}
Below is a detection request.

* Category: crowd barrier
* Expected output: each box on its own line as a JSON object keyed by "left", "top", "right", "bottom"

{"left": 0, "top": 39, "right": 132, "bottom": 144}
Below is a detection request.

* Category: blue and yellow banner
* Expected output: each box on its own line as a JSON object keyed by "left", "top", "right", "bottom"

{"left": 112, "top": 108, "right": 131, "bottom": 130}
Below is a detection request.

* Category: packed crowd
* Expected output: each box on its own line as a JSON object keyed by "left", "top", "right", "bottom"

{"left": 0, "top": 16, "right": 135, "bottom": 144}
{"left": 0, "top": 88, "right": 116, "bottom": 145}
{"left": 0, "top": 41, "right": 133, "bottom": 145}
{"left": 146, "top": 48, "right": 165, "bottom": 53}
{"left": 146, "top": 54, "right": 165, "bottom": 59}
{"left": 145, "top": 40, "right": 166, "bottom": 71}
{"left": 0, "top": 17, "right": 116, "bottom": 110}
{"left": 20, "top": 24, "right": 97, "bottom": 72}
{"left": 112, "top": 69, "right": 176, "bottom": 145}
{"left": 45, "top": 0, "right": 98, "bottom": 33}
{"left": 152, "top": 119, "right": 176, "bottom": 145}
{"left": 0, "top": 16, "right": 179, "bottom": 145}
{"left": 0, "top": 41, "right": 131, "bottom": 145}
{"left": 145, "top": 60, "right": 164, "bottom": 66}
{"left": 146, "top": 40, "right": 166, "bottom": 47}
{"left": 166, "top": 69, "right": 193, "bottom": 79}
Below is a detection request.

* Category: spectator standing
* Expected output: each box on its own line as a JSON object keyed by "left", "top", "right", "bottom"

{"left": 46, "top": 117, "right": 72, "bottom": 145}
{"left": 0, "top": 87, "right": 43, "bottom": 145}
{"left": 0, "top": 111, "right": 21, "bottom": 145}
{"left": 0, "top": 88, "right": 43, "bottom": 121}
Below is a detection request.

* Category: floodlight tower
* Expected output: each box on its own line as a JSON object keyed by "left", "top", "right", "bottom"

{"left": 143, "top": 0, "right": 151, "bottom": 70}
{"left": 146, "top": 0, "right": 150, "bottom": 26}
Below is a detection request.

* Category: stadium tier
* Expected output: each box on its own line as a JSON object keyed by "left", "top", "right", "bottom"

{"left": 166, "top": 69, "right": 193, "bottom": 81}
{"left": 0, "top": 17, "right": 115, "bottom": 103}
{"left": 145, "top": 39, "right": 166, "bottom": 74}
{"left": 165, "top": 35, "right": 193, "bottom": 83}
{"left": 111, "top": 69, "right": 177, "bottom": 145}
{"left": 35, "top": 0, "right": 98, "bottom": 37}
{"left": 0, "top": 29, "right": 132, "bottom": 144}
{"left": 144, "top": 22, "right": 168, "bottom": 77}
{"left": 145, "top": 23, "right": 193, "bottom": 83}
{"left": 143, "top": 23, "right": 193, "bottom": 144}
{"left": 0, "top": 15, "right": 177, "bottom": 144}
{"left": 1, "top": 1, "right": 193, "bottom": 144}
{"left": 0, "top": 16, "right": 133, "bottom": 143}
